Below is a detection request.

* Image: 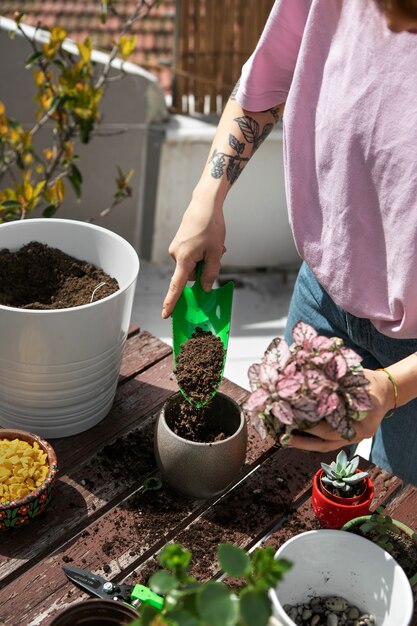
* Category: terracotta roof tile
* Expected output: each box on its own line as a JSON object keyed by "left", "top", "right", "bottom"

{"left": 1, "top": 0, "right": 175, "bottom": 94}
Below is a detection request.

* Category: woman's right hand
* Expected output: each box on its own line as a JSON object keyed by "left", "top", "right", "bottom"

{"left": 161, "top": 196, "right": 226, "bottom": 318}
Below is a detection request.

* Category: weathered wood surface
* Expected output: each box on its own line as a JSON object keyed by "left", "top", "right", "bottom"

{"left": 0, "top": 331, "right": 416, "bottom": 626}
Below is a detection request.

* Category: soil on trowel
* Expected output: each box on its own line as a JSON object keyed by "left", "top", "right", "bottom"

{"left": 0, "top": 241, "right": 119, "bottom": 309}
{"left": 173, "top": 327, "right": 227, "bottom": 442}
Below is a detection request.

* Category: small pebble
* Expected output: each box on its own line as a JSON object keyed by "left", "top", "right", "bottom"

{"left": 283, "top": 596, "right": 377, "bottom": 626}
{"left": 327, "top": 613, "right": 338, "bottom": 626}
{"left": 326, "top": 597, "right": 348, "bottom": 612}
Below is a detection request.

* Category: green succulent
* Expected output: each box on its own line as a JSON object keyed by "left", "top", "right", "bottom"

{"left": 321, "top": 449, "right": 368, "bottom": 493}
{"left": 358, "top": 506, "right": 402, "bottom": 553}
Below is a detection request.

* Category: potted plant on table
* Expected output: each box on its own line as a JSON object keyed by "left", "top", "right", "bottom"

{"left": 154, "top": 328, "right": 247, "bottom": 499}
{"left": 311, "top": 449, "right": 374, "bottom": 528}
{"left": 127, "top": 542, "right": 292, "bottom": 626}
{"left": 342, "top": 506, "right": 417, "bottom": 586}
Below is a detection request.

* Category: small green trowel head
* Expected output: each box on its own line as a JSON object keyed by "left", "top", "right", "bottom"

{"left": 172, "top": 262, "right": 234, "bottom": 406}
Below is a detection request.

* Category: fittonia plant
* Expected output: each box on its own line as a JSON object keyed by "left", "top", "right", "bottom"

{"left": 244, "top": 321, "right": 372, "bottom": 444}
{"left": 320, "top": 450, "right": 368, "bottom": 494}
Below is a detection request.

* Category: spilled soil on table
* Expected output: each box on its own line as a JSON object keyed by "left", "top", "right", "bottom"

{"left": 0, "top": 241, "right": 119, "bottom": 309}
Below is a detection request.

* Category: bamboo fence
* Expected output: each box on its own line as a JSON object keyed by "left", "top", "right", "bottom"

{"left": 172, "top": 0, "right": 274, "bottom": 114}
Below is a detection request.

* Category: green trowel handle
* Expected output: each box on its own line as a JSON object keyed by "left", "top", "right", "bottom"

{"left": 130, "top": 584, "right": 164, "bottom": 610}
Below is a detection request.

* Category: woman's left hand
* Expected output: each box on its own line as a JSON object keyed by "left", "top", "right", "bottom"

{"left": 282, "top": 368, "right": 393, "bottom": 451}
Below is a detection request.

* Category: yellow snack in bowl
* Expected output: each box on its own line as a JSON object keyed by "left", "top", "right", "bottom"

{"left": 0, "top": 438, "right": 50, "bottom": 503}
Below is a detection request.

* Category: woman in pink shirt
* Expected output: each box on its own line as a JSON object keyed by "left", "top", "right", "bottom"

{"left": 162, "top": 0, "right": 417, "bottom": 484}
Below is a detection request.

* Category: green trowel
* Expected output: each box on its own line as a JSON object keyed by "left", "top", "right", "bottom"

{"left": 172, "top": 261, "right": 234, "bottom": 406}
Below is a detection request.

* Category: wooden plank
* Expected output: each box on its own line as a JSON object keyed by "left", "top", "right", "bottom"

{"left": 119, "top": 330, "right": 172, "bottom": 382}
{"left": 384, "top": 483, "right": 417, "bottom": 529}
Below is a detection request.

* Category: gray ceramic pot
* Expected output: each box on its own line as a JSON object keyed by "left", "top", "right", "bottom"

{"left": 154, "top": 392, "right": 247, "bottom": 499}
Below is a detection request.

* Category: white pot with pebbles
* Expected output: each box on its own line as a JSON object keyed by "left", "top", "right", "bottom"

{"left": 269, "top": 530, "right": 413, "bottom": 626}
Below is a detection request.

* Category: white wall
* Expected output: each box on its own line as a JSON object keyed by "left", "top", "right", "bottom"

{"left": 151, "top": 115, "right": 300, "bottom": 269}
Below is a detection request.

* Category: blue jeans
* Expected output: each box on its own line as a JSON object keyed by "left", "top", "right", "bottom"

{"left": 285, "top": 262, "right": 417, "bottom": 485}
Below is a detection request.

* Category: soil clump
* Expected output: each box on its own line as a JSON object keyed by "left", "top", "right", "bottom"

{"left": 0, "top": 241, "right": 119, "bottom": 309}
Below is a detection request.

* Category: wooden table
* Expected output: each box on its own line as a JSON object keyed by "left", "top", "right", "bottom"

{"left": 0, "top": 328, "right": 416, "bottom": 626}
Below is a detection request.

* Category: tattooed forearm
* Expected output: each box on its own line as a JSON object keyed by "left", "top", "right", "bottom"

{"left": 230, "top": 79, "right": 240, "bottom": 101}
{"left": 208, "top": 114, "right": 274, "bottom": 184}
{"left": 209, "top": 143, "right": 249, "bottom": 184}
{"left": 269, "top": 105, "right": 282, "bottom": 121}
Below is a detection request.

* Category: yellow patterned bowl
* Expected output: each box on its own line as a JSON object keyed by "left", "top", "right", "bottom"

{"left": 0, "top": 429, "right": 58, "bottom": 530}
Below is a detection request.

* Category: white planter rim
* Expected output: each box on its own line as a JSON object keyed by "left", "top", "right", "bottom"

{"left": 0, "top": 218, "right": 139, "bottom": 314}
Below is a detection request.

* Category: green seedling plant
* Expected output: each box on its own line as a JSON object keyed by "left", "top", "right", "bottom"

{"left": 129, "top": 542, "right": 292, "bottom": 626}
{"left": 320, "top": 449, "right": 368, "bottom": 494}
{"left": 358, "top": 506, "right": 402, "bottom": 553}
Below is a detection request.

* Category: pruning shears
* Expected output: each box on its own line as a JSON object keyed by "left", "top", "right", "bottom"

{"left": 62, "top": 565, "right": 164, "bottom": 611}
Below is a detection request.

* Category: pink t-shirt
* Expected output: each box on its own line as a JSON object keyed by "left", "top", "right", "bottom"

{"left": 236, "top": 0, "right": 417, "bottom": 339}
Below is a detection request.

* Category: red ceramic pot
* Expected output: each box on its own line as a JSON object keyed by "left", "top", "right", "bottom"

{"left": 311, "top": 468, "right": 374, "bottom": 529}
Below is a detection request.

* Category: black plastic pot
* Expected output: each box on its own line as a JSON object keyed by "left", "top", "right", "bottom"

{"left": 49, "top": 598, "right": 138, "bottom": 626}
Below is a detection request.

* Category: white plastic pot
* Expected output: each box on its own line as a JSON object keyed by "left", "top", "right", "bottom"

{"left": 0, "top": 219, "right": 139, "bottom": 437}
{"left": 270, "top": 530, "right": 413, "bottom": 626}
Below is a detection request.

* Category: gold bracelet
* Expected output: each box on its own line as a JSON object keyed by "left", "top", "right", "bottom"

{"left": 376, "top": 368, "right": 398, "bottom": 419}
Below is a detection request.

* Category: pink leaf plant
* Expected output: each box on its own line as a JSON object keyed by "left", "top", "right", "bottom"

{"left": 244, "top": 321, "right": 372, "bottom": 444}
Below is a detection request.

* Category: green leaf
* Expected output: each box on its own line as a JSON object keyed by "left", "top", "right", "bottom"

{"left": 250, "top": 549, "right": 292, "bottom": 590}
{"left": 53, "top": 59, "right": 66, "bottom": 70}
{"left": 359, "top": 521, "right": 374, "bottom": 534}
{"left": 143, "top": 476, "right": 163, "bottom": 492}
{"left": 0, "top": 200, "right": 22, "bottom": 209}
{"left": 49, "top": 95, "right": 62, "bottom": 115}
{"left": 159, "top": 544, "right": 192, "bottom": 574}
{"left": 239, "top": 589, "right": 271, "bottom": 626}
{"left": 25, "top": 51, "right": 43, "bottom": 69}
{"left": 67, "top": 164, "right": 83, "bottom": 199}
{"left": 218, "top": 543, "right": 251, "bottom": 578}
{"left": 43, "top": 204, "right": 59, "bottom": 218}
{"left": 138, "top": 605, "right": 159, "bottom": 626}
{"left": 197, "top": 582, "right": 238, "bottom": 626}
{"left": 149, "top": 570, "right": 178, "bottom": 595}
{"left": 16, "top": 152, "right": 25, "bottom": 170}
{"left": 164, "top": 609, "right": 200, "bottom": 626}
{"left": 100, "top": 0, "right": 108, "bottom": 23}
